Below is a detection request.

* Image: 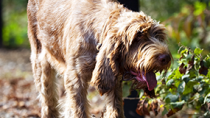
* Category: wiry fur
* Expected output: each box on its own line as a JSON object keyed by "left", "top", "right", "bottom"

{"left": 27, "top": 0, "right": 171, "bottom": 118}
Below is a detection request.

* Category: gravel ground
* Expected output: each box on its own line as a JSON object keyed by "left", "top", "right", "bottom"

{"left": 0, "top": 49, "right": 32, "bottom": 80}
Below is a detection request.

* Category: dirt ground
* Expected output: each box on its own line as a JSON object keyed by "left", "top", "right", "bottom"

{"left": 0, "top": 49, "right": 105, "bottom": 118}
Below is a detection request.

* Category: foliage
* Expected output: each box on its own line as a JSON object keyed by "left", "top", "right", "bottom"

{"left": 160, "top": 46, "right": 210, "bottom": 117}
{"left": 2, "top": 0, "right": 29, "bottom": 48}
{"left": 137, "top": 47, "right": 210, "bottom": 117}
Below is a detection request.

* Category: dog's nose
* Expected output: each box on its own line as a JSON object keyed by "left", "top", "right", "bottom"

{"left": 158, "top": 54, "right": 171, "bottom": 65}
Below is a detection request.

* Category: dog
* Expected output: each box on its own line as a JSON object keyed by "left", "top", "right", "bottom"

{"left": 27, "top": 0, "right": 172, "bottom": 117}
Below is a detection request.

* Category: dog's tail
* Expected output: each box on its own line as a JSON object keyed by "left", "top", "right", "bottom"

{"left": 27, "top": 0, "right": 42, "bottom": 54}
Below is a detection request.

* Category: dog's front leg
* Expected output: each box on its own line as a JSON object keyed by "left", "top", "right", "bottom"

{"left": 103, "top": 78, "right": 125, "bottom": 118}
{"left": 63, "top": 67, "right": 90, "bottom": 118}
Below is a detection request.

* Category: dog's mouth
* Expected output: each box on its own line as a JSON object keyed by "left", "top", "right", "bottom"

{"left": 130, "top": 71, "right": 157, "bottom": 91}
{"left": 123, "top": 70, "right": 158, "bottom": 98}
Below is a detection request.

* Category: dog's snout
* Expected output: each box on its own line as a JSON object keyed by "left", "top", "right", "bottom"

{"left": 158, "top": 54, "right": 171, "bottom": 65}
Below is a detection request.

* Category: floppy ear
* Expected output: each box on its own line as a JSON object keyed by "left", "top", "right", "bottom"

{"left": 91, "top": 36, "right": 122, "bottom": 95}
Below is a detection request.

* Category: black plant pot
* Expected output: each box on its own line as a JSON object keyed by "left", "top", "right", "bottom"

{"left": 123, "top": 90, "right": 144, "bottom": 118}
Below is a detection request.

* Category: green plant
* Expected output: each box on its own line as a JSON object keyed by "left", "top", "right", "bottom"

{"left": 161, "top": 46, "right": 210, "bottom": 117}
{"left": 137, "top": 46, "right": 210, "bottom": 117}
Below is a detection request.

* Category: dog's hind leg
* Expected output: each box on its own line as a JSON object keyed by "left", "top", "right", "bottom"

{"left": 31, "top": 49, "right": 59, "bottom": 118}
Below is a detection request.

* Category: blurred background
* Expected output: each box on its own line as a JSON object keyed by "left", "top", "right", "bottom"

{"left": 0, "top": 0, "right": 209, "bottom": 117}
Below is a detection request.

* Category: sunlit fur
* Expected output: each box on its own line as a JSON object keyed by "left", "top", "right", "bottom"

{"left": 27, "top": 0, "right": 171, "bottom": 118}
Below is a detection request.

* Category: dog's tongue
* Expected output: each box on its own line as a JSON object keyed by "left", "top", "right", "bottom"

{"left": 130, "top": 71, "right": 157, "bottom": 91}
{"left": 143, "top": 71, "right": 157, "bottom": 91}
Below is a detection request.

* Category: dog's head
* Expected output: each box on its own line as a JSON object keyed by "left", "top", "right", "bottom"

{"left": 91, "top": 11, "right": 172, "bottom": 95}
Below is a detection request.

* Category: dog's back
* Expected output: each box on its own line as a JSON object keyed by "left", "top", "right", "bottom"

{"left": 27, "top": 0, "right": 71, "bottom": 62}
{"left": 27, "top": 0, "right": 123, "bottom": 69}
{"left": 27, "top": 0, "right": 40, "bottom": 53}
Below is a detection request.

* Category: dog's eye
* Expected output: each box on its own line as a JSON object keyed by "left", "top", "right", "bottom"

{"left": 154, "top": 31, "right": 165, "bottom": 42}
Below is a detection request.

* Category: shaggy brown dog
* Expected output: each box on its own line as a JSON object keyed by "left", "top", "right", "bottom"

{"left": 27, "top": 0, "right": 172, "bottom": 118}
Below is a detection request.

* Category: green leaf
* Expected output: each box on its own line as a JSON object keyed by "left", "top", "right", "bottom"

{"left": 168, "top": 69, "right": 177, "bottom": 79}
{"left": 173, "top": 68, "right": 183, "bottom": 79}
{"left": 198, "top": 96, "right": 204, "bottom": 105}
{"left": 194, "top": 47, "right": 203, "bottom": 55}
{"left": 204, "top": 56, "right": 210, "bottom": 67}
{"left": 165, "top": 97, "right": 171, "bottom": 104}
{"left": 162, "top": 107, "right": 168, "bottom": 116}
{"left": 183, "top": 80, "right": 197, "bottom": 95}
{"left": 139, "top": 89, "right": 144, "bottom": 98}
{"left": 187, "top": 68, "right": 197, "bottom": 79}
{"left": 182, "top": 75, "right": 190, "bottom": 83}
{"left": 204, "top": 93, "right": 210, "bottom": 104}
{"left": 165, "top": 93, "right": 179, "bottom": 102}
{"left": 170, "top": 100, "right": 185, "bottom": 109}
{"left": 206, "top": 69, "right": 210, "bottom": 79}
{"left": 198, "top": 85, "right": 209, "bottom": 97}
{"left": 174, "top": 80, "right": 181, "bottom": 88}
{"left": 180, "top": 48, "right": 188, "bottom": 55}
{"left": 181, "top": 95, "right": 191, "bottom": 101}
{"left": 194, "top": 1, "right": 206, "bottom": 16}
{"left": 166, "top": 79, "right": 174, "bottom": 87}
{"left": 181, "top": 75, "right": 190, "bottom": 80}
{"left": 178, "top": 81, "right": 185, "bottom": 93}
{"left": 193, "top": 84, "right": 202, "bottom": 92}
{"left": 195, "top": 76, "right": 203, "bottom": 82}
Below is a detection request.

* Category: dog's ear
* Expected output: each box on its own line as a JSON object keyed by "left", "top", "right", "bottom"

{"left": 91, "top": 36, "right": 122, "bottom": 95}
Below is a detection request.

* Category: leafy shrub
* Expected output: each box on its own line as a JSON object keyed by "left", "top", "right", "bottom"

{"left": 137, "top": 47, "right": 210, "bottom": 117}
{"left": 161, "top": 47, "right": 210, "bottom": 117}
